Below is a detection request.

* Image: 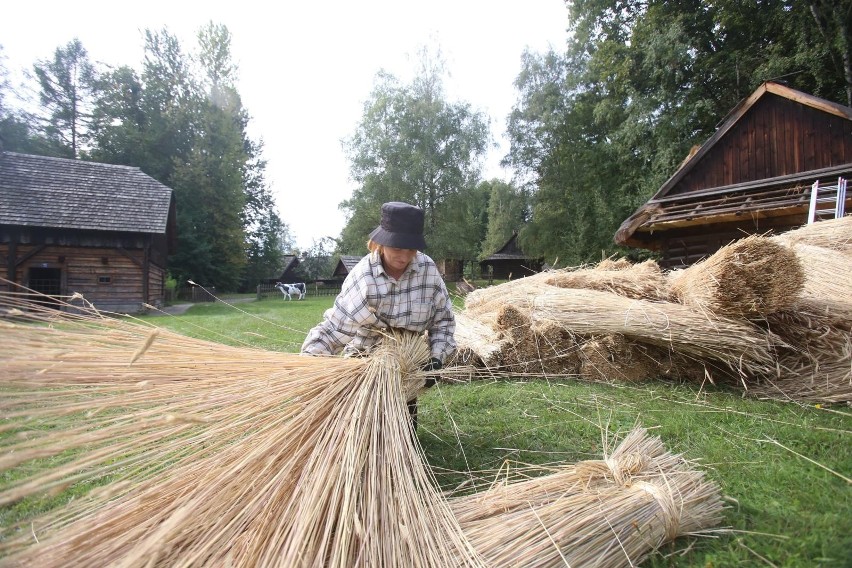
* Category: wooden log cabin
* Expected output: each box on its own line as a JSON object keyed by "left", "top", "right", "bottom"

{"left": 0, "top": 151, "right": 176, "bottom": 313}
{"left": 615, "top": 81, "right": 852, "bottom": 267}
{"left": 479, "top": 232, "right": 543, "bottom": 279}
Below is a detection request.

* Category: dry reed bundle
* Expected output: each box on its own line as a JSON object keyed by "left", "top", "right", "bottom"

{"left": 463, "top": 271, "right": 556, "bottom": 326}
{"left": 0, "top": 292, "right": 483, "bottom": 567}
{"left": 668, "top": 235, "right": 805, "bottom": 318}
{"left": 758, "top": 303, "right": 852, "bottom": 403}
{"left": 595, "top": 258, "right": 634, "bottom": 271}
{"left": 0, "top": 290, "right": 727, "bottom": 567}
{"left": 530, "top": 287, "right": 778, "bottom": 378}
{"left": 452, "top": 309, "right": 509, "bottom": 367}
{"left": 578, "top": 334, "right": 706, "bottom": 384}
{"left": 545, "top": 259, "right": 668, "bottom": 300}
{"left": 450, "top": 427, "right": 725, "bottom": 568}
{"left": 771, "top": 215, "right": 852, "bottom": 254}
{"left": 493, "top": 305, "right": 580, "bottom": 376}
{"left": 787, "top": 244, "right": 852, "bottom": 319}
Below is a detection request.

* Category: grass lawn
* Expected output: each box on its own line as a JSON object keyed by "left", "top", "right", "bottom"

{"left": 4, "top": 293, "right": 849, "bottom": 566}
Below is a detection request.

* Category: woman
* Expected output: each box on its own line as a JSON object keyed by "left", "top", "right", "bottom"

{"left": 301, "top": 202, "right": 456, "bottom": 426}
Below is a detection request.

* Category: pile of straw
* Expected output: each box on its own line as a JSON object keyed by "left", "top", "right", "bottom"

{"left": 451, "top": 427, "right": 724, "bottom": 567}
{"left": 771, "top": 215, "right": 852, "bottom": 253}
{"left": 531, "top": 287, "right": 777, "bottom": 378}
{"left": 0, "top": 290, "right": 725, "bottom": 567}
{"left": 753, "top": 220, "right": 852, "bottom": 402}
{"left": 667, "top": 235, "right": 805, "bottom": 319}
{"left": 577, "top": 335, "right": 705, "bottom": 384}
{"left": 456, "top": 226, "right": 852, "bottom": 403}
{"left": 493, "top": 305, "right": 580, "bottom": 376}
{"left": 545, "top": 259, "right": 668, "bottom": 300}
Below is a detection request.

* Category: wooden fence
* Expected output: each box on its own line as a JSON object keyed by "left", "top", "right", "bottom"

{"left": 256, "top": 281, "right": 342, "bottom": 300}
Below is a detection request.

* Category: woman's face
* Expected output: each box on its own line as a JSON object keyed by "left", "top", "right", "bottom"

{"left": 381, "top": 247, "right": 417, "bottom": 275}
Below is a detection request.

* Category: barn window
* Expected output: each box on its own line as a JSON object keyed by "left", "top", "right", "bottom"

{"left": 98, "top": 276, "right": 112, "bottom": 284}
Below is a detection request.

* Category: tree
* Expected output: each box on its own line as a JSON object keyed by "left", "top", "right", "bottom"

{"left": 506, "top": 0, "right": 851, "bottom": 265}
{"left": 479, "top": 179, "right": 528, "bottom": 260}
{"left": 31, "top": 38, "right": 96, "bottom": 157}
{"left": 87, "top": 65, "right": 149, "bottom": 166}
{"left": 340, "top": 48, "right": 490, "bottom": 260}
{"left": 299, "top": 237, "right": 338, "bottom": 282}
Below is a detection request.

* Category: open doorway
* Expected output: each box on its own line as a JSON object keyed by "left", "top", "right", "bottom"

{"left": 28, "top": 267, "right": 62, "bottom": 307}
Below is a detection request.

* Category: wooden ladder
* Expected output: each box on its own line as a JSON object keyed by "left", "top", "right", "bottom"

{"left": 807, "top": 177, "right": 847, "bottom": 224}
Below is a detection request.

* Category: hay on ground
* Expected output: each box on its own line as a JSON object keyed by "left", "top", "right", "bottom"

{"left": 668, "top": 235, "right": 805, "bottom": 319}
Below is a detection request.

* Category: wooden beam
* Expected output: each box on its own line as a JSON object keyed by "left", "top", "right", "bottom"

{"left": 14, "top": 244, "right": 47, "bottom": 267}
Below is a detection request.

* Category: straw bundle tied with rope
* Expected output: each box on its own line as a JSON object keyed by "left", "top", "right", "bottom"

{"left": 1, "top": 292, "right": 479, "bottom": 567}
{"left": 667, "top": 235, "right": 805, "bottom": 319}
{"left": 450, "top": 427, "right": 724, "bottom": 568}
{"left": 0, "top": 290, "right": 725, "bottom": 566}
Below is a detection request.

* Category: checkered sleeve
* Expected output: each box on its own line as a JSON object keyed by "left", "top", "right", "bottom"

{"left": 425, "top": 263, "right": 456, "bottom": 363}
{"left": 300, "top": 258, "right": 381, "bottom": 355}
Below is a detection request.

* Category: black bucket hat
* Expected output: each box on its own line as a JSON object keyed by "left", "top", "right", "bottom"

{"left": 368, "top": 202, "right": 426, "bottom": 250}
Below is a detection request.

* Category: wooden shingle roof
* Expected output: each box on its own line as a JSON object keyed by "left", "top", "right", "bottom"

{"left": 481, "top": 233, "right": 530, "bottom": 261}
{"left": 333, "top": 255, "right": 362, "bottom": 278}
{"left": 0, "top": 151, "right": 173, "bottom": 234}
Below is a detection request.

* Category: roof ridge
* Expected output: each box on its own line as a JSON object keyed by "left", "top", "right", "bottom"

{"left": 3, "top": 151, "right": 143, "bottom": 172}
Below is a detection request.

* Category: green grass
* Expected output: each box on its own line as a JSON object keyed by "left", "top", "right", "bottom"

{"left": 5, "top": 295, "right": 851, "bottom": 566}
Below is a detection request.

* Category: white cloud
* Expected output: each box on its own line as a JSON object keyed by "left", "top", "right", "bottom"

{"left": 1, "top": 0, "right": 568, "bottom": 249}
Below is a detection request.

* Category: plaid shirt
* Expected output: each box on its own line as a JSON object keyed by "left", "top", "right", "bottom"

{"left": 301, "top": 251, "right": 456, "bottom": 362}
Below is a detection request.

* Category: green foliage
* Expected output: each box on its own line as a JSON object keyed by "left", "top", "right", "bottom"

{"left": 340, "top": 49, "right": 490, "bottom": 260}
{"left": 479, "top": 179, "right": 528, "bottom": 260}
{"left": 31, "top": 38, "right": 96, "bottom": 158}
{"left": 507, "top": 0, "right": 852, "bottom": 265}
{"left": 78, "top": 26, "right": 291, "bottom": 292}
{"left": 298, "top": 237, "right": 339, "bottom": 281}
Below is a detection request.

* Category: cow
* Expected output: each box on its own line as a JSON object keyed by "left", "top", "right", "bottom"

{"left": 275, "top": 282, "right": 306, "bottom": 300}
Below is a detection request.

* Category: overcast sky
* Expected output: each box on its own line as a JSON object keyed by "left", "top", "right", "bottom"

{"left": 1, "top": 0, "right": 570, "bottom": 249}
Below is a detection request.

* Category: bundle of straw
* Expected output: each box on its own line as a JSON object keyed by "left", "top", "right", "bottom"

{"left": 450, "top": 427, "right": 725, "bottom": 567}
{"left": 452, "top": 310, "right": 509, "bottom": 367}
{"left": 493, "top": 305, "right": 580, "bottom": 376}
{"left": 529, "top": 287, "right": 779, "bottom": 379}
{"left": 0, "top": 293, "right": 481, "bottom": 567}
{"left": 668, "top": 235, "right": 805, "bottom": 319}
{"left": 463, "top": 271, "right": 556, "bottom": 326}
{"left": 787, "top": 244, "right": 852, "bottom": 319}
{"left": 1, "top": 288, "right": 726, "bottom": 567}
{"left": 577, "top": 334, "right": 705, "bottom": 384}
{"left": 771, "top": 215, "right": 852, "bottom": 254}
{"left": 758, "top": 302, "right": 852, "bottom": 403}
{"left": 545, "top": 259, "right": 668, "bottom": 300}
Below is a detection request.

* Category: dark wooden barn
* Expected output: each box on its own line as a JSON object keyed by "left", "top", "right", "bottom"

{"left": 479, "top": 232, "right": 543, "bottom": 279}
{"left": 332, "top": 255, "right": 362, "bottom": 279}
{"left": 1, "top": 151, "right": 176, "bottom": 313}
{"left": 269, "top": 254, "right": 301, "bottom": 283}
{"left": 615, "top": 81, "right": 852, "bottom": 267}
